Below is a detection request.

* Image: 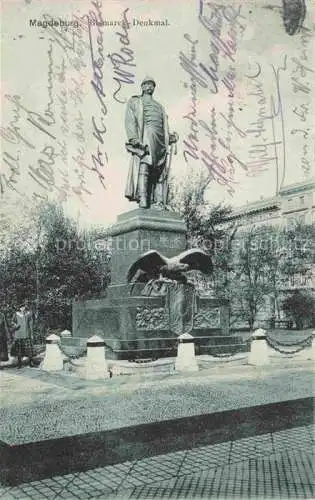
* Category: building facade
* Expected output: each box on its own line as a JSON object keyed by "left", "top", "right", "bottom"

{"left": 222, "top": 180, "right": 315, "bottom": 229}
{"left": 215, "top": 180, "right": 315, "bottom": 329}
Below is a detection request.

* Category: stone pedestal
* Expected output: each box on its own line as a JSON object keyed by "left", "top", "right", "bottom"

{"left": 248, "top": 328, "right": 269, "bottom": 366}
{"left": 72, "top": 208, "right": 236, "bottom": 360}
{"left": 108, "top": 208, "right": 187, "bottom": 291}
{"left": 175, "top": 333, "right": 199, "bottom": 372}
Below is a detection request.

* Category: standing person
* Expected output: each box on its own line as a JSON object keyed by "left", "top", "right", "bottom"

{"left": 12, "top": 303, "right": 34, "bottom": 368}
{"left": 0, "top": 306, "right": 11, "bottom": 362}
{"left": 124, "top": 77, "right": 178, "bottom": 209}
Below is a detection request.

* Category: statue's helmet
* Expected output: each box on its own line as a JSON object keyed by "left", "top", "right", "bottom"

{"left": 141, "top": 76, "right": 156, "bottom": 88}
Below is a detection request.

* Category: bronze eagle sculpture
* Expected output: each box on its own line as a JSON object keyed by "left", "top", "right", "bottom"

{"left": 127, "top": 249, "right": 213, "bottom": 293}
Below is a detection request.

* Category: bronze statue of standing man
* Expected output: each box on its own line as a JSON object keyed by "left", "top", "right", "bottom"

{"left": 125, "top": 77, "right": 178, "bottom": 209}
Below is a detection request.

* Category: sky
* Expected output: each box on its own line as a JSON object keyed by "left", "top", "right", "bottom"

{"left": 1, "top": 0, "right": 314, "bottom": 231}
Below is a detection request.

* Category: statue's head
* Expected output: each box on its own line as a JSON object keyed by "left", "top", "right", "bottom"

{"left": 141, "top": 76, "right": 156, "bottom": 95}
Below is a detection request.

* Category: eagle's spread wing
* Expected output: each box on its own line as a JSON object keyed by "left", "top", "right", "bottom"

{"left": 130, "top": 268, "right": 150, "bottom": 284}
{"left": 177, "top": 249, "right": 213, "bottom": 275}
{"left": 129, "top": 268, "right": 150, "bottom": 295}
{"left": 127, "top": 250, "right": 168, "bottom": 283}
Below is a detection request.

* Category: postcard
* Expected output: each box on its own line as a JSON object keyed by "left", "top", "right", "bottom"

{"left": 1, "top": 0, "right": 314, "bottom": 498}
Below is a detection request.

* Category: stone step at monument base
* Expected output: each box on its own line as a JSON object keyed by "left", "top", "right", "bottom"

{"left": 193, "top": 333, "right": 246, "bottom": 344}
{"left": 59, "top": 333, "right": 248, "bottom": 362}
{"left": 194, "top": 334, "right": 249, "bottom": 356}
{"left": 197, "top": 343, "right": 248, "bottom": 356}
{"left": 109, "top": 357, "right": 176, "bottom": 376}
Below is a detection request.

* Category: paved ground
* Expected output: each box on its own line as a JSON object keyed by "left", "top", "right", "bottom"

{"left": 1, "top": 357, "right": 314, "bottom": 498}
{"left": 0, "top": 359, "right": 313, "bottom": 443}
{"left": 0, "top": 424, "right": 313, "bottom": 499}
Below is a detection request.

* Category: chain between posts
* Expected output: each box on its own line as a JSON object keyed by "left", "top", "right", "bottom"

{"left": 207, "top": 351, "right": 241, "bottom": 358}
{"left": 200, "top": 333, "right": 313, "bottom": 359}
{"left": 265, "top": 334, "right": 313, "bottom": 348}
{"left": 57, "top": 342, "right": 87, "bottom": 360}
{"left": 265, "top": 335, "right": 313, "bottom": 355}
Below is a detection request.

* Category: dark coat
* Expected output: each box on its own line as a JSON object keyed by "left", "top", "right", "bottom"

{"left": 125, "top": 95, "right": 170, "bottom": 203}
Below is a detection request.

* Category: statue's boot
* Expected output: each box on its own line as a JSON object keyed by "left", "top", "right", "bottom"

{"left": 139, "top": 164, "right": 149, "bottom": 208}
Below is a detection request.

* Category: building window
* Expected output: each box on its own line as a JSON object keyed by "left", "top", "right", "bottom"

{"left": 298, "top": 214, "right": 305, "bottom": 224}
{"left": 288, "top": 198, "right": 293, "bottom": 207}
{"left": 300, "top": 196, "right": 305, "bottom": 205}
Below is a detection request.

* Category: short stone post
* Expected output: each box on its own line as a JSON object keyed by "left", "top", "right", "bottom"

{"left": 85, "top": 335, "right": 108, "bottom": 380}
{"left": 248, "top": 328, "right": 269, "bottom": 366}
{"left": 60, "top": 329, "right": 72, "bottom": 338}
{"left": 41, "top": 334, "right": 64, "bottom": 371}
{"left": 175, "top": 333, "right": 199, "bottom": 372}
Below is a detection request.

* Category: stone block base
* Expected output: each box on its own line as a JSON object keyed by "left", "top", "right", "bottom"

{"left": 108, "top": 208, "right": 187, "bottom": 287}
{"left": 71, "top": 208, "right": 240, "bottom": 361}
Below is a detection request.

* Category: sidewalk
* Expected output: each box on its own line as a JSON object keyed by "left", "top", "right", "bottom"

{"left": 0, "top": 359, "right": 314, "bottom": 498}
{"left": 0, "top": 424, "right": 313, "bottom": 498}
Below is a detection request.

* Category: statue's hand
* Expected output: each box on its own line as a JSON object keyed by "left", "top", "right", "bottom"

{"left": 129, "top": 138, "right": 139, "bottom": 146}
{"left": 126, "top": 141, "right": 149, "bottom": 158}
{"left": 169, "top": 132, "right": 179, "bottom": 144}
